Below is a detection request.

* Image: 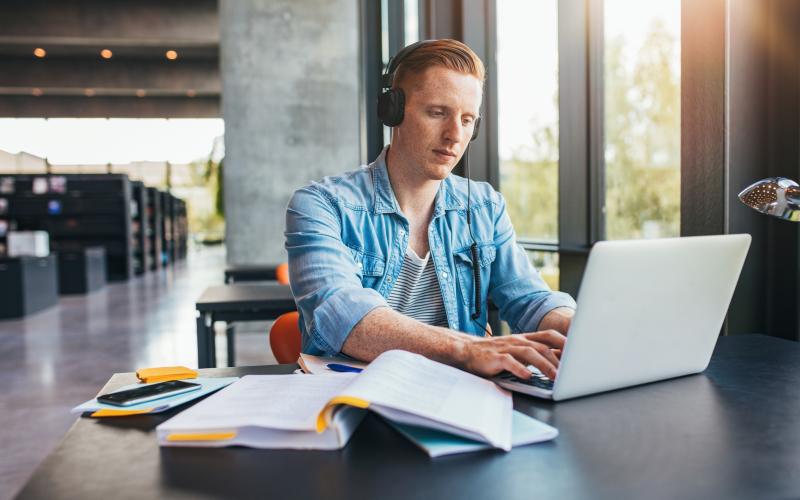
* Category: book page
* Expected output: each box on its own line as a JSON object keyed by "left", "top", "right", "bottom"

{"left": 159, "top": 373, "right": 356, "bottom": 432}
{"left": 338, "top": 350, "right": 512, "bottom": 449}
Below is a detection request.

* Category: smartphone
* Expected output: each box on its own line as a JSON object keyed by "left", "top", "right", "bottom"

{"left": 97, "top": 380, "right": 201, "bottom": 407}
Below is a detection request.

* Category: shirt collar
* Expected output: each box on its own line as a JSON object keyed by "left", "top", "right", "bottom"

{"left": 370, "top": 146, "right": 465, "bottom": 216}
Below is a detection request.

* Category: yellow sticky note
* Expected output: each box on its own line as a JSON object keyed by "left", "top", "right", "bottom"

{"left": 136, "top": 366, "right": 198, "bottom": 384}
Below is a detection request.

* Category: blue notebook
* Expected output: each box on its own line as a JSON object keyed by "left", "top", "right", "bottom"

{"left": 388, "top": 410, "right": 558, "bottom": 457}
{"left": 71, "top": 377, "right": 238, "bottom": 417}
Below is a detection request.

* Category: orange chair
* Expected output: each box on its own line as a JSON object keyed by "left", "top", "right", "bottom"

{"left": 269, "top": 311, "right": 302, "bottom": 363}
{"left": 276, "top": 262, "right": 290, "bottom": 285}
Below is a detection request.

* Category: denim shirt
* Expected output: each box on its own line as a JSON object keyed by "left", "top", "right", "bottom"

{"left": 285, "top": 147, "right": 577, "bottom": 356}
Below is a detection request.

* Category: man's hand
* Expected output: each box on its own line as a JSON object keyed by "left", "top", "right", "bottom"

{"left": 457, "top": 330, "right": 566, "bottom": 380}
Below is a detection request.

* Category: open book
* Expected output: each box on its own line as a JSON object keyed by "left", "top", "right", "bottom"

{"left": 157, "top": 350, "right": 513, "bottom": 450}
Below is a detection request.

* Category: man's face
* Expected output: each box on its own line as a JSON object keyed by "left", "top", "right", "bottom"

{"left": 392, "top": 66, "right": 482, "bottom": 181}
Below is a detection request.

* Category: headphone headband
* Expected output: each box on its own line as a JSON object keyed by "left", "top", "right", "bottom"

{"left": 382, "top": 40, "right": 434, "bottom": 89}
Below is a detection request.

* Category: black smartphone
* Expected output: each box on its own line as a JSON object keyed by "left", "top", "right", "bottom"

{"left": 97, "top": 380, "right": 201, "bottom": 407}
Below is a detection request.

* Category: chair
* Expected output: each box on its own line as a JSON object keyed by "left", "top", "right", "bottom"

{"left": 276, "top": 262, "right": 290, "bottom": 285}
{"left": 269, "top": 311, "right": 302, "bottom": 363}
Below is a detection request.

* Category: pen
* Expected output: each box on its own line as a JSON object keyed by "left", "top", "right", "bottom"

{"left": 327, "top": 363, "right": 363, "bottom": 373}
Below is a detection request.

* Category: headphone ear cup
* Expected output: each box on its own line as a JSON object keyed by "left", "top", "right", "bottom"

{"left": 377, "top": 89, "right": 405, "bottom": 127}
{"left": 471, "top": 116, "right": 481, "bottom": 142}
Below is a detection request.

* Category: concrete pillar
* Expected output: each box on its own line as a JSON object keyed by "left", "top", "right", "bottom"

{"left": 220, "top": 0, "right": 360, "bottom": 265}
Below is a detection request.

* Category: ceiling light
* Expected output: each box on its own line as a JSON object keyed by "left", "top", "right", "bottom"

{"left": 186, "top": 89, "right": 197, "bottom": 98}
{"left": 135, "top": 89, "right": 146, "bottom": 98}
{"left": 33, "top": 48, "right": 46, "bottom": 58}
{"left": 166, "top": 50, "right": 178, "bottom": 60}
{"left": 100, "top": 49, "right": 113, "bottom": 59}
{"left": 84, "top": 88, "right": 96, "bottom": 97}
{"left": 31, "top": 88, "right": 43, "bottom": 96}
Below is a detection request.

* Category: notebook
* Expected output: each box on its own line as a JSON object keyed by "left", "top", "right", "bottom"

{"left": 388, "top": 410, "right": 558, "bottom": 458}
{"left": 157, "top": 350, "right": 513, "bottom": 450}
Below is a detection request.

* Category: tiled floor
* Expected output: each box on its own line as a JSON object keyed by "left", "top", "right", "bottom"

{"left": 0, "top": 245, "right": 276, "bottom": 499}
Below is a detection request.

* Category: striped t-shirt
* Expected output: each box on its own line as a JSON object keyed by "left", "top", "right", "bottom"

{"left": 386, "top": 248, "right": 449, "bottom": 327}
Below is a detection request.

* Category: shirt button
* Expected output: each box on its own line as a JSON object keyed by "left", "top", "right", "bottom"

{"left": 441, "top": 271, "right": 448, "bottom": 279}
{"left": 386, "top": 276, "right": 393, "bottom": 283}
{"left": 357, "top": 262, "right": 363, "bottom": 268}
{"left": 398, "top": 229, "right": 405, "bottom": 237}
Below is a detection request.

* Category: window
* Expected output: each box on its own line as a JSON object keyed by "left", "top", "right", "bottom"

{"left": 530, "top": 250, "right": 559, "bottom": 290}
{"left": 604, "top": 0, "right": 681, "bottom": 240}
{"left": 496, "top": 0, "right": 559, "bottom": 244}
{"left": 404, "top": 0, "right": 419, "bottom": 44}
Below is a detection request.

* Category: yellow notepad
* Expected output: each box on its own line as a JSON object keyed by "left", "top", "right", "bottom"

{"left": 136, "top": 366, "right": 198, "bottom": 384}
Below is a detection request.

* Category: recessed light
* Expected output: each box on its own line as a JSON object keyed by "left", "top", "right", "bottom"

{"left": 166, "top": 50, "right": 178, "bottom": 60}
{"left": 100, "top": 49, "right": 113, "bottom": 59}
{"left": 33, "top": 48, "right": 46, "bottom": 58}
{"left": 135, "top": 89, "right": 146, "bottom": 98}
{"left": 84, "top": 88, "right": 96, "bottom": 97}
{"left": 186, "top": 89, "right": 197, "bottom": 97}
{"left": 31, "top": 88, "right": 43, "bottom": 96}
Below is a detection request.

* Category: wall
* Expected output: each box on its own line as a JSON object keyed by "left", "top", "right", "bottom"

{"left": 220, "top": 0, "right": 361, "bottom": 264}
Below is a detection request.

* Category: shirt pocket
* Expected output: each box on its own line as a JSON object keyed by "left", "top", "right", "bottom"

{"left": 453, "top": 244, "right": 496, "bottom": 314}
{"left": 348, "top": 246, "right": 386, "bottom": 289}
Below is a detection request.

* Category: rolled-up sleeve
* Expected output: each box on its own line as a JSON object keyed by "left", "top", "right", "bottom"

{"left": 487, "top": 192, "right": 576, "bottom": 333}
{"left": 285, "top": 186, "right": 387, "bottom": 355}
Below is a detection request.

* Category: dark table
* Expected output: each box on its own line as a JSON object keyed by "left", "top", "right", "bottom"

{"left": 224, "top": 264, "right": 279, "bottom": 284}
{"left": 15, "top": 335, "right": 800, "bottom": 500}
{"left": 195, "top": 284, "right": 296, "bottom": 368}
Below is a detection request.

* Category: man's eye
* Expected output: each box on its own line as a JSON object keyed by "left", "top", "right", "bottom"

{"left": 430, "top": 110, "right": 444, "bottom": 117}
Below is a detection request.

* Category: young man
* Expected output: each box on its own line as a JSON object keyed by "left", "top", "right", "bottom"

{"left": 285, "top": 39, "right": 576, "bottom": 380}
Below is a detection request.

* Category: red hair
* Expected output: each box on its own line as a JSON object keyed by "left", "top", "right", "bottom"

{"left": 393, "top": 39, "right": 485, "bottom": 90}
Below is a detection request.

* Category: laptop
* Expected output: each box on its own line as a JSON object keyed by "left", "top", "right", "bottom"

{"left": 493, "top": 234, "right": 751, "bottom": 401}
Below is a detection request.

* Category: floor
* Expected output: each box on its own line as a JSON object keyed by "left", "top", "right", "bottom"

{"left": 0, "top": 245, "right": 276, "bottom": 500}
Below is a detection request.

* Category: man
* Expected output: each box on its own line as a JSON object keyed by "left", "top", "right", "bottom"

{"left": 285, "top": 39, "right": 576, "bottom": 381}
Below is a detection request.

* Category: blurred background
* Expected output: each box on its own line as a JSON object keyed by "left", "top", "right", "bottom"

{"left": 1, "top": 0, "right": 799, "bottom": 497}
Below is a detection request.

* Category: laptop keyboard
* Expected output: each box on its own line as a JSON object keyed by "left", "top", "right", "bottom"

{"left": 497, "top": 371, "right": 554, "bottom": 390}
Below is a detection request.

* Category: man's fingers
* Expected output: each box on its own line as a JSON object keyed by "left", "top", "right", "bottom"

{"left": 498, "top": 353, "right": 533, "bottom": 379}
{"left": 498, "top": 335, "right": 561, "bottom": 368}
{"left": 506, "top": 346, "right": 558, "bottom": 380}
{"left": 521, "top": 330, "right": 566, "bottom": 350}
{"left": 535, "top": 344, "right": 561, "bottom": 368}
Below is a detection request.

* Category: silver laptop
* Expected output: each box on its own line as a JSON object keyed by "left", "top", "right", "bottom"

{"left": 493, "top": 234, "right": 751, "bottom": 401}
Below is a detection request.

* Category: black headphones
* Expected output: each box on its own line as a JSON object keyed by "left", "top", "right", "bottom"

{"left": 377, "top": 40, "right": 481, "bottom": 141}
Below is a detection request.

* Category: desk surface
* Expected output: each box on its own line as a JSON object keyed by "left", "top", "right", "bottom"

{"left": 195, "top": 283, "right": 295, "bottom": 312}
{"left": 16, "top": 335, "right": 800, "bottom": 500}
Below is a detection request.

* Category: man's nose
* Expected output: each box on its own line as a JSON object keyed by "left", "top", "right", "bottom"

{"left": 443, "top": 116, "right": 464, "bottom": 143}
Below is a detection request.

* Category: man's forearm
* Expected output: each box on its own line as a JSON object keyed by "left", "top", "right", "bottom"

{"left": 341, "top": 307, "right": 475, "bottom": 366}
{"left": 538, "top": 306, "right": 575, "bottom": 335}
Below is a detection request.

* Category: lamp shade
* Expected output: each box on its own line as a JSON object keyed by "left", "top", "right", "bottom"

{"left": 738, "top": 177, "right": 800, "bottom": 222}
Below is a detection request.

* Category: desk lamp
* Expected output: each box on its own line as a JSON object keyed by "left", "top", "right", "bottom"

{"left": 738, "top": 177, "right": 800, "bottom": 221}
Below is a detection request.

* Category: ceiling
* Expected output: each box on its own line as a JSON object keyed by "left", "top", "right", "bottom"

{"left": 0, "top": 0, "right": 220, "bottom": 118}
